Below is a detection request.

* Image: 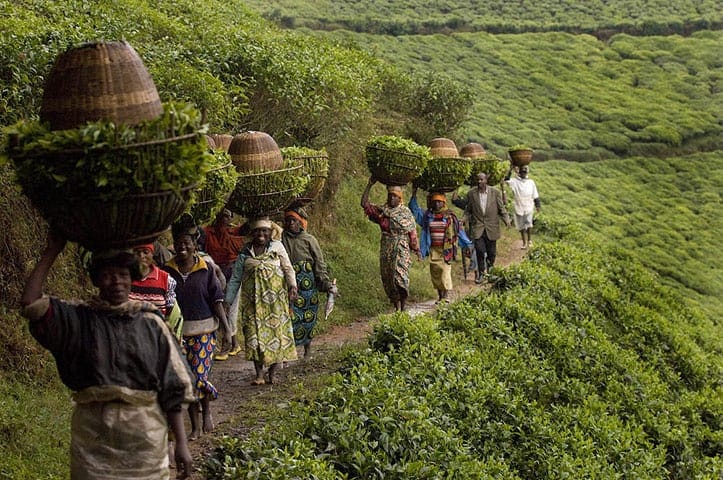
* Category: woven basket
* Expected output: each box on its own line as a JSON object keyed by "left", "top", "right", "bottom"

{"left": 228, "top": 131, "right": 283, "bottom": 173}
{"left": 460, "top": 142, "right": 486, "bottom": 159}
{"left": 429, "top": 138, "right": 459, "bottom": 158}
{"left": 189, "top": 160, "right": 236, "bottom": 224}
{"left": 39, "top": 183, "right": 197, "bottom": 250}
{"left": 210, "top": 133, "right": 233, "bottom": 152}
{"left": 414, "top": 157, "right": 472, "bottom": 193}
{"left": 205, "top": 135, "right": 216, "bottom": 150}
{"left": 226, "top": 163, "right": 306, "bottom": 216}
{"left": 40, "top": 41, "right": 163, "bottom": 131}
{"left": 508, "top": 148, "right": 533, "bottom": 166}
{"left": 296, "top": 155, "right": 329, "bottom": 203}
{"left": 366, "top": 145, "right": 426, "bottom": 186}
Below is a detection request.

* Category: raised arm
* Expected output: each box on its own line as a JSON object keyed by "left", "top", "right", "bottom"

{"left": 360, "top": 176, "right": 376, "bottom": 209}
{"left": 21, "top": 231, "right": 67, "bottom": 307}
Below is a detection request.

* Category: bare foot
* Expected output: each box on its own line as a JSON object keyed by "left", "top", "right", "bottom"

{"left": 202, "top": 412, "right": 214, "bottom": 433}
{"left": 188, "top": 430, "right": 200, "bottom": 441}
{"left": 251, "top": 376, "right": 265, "bottom": 385}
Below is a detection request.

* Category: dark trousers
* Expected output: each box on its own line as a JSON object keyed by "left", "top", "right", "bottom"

{"left": 473, "top": 231, "right": 497, "bottom": 274}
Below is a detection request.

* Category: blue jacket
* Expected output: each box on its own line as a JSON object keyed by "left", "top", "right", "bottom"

{"left": 408, "top": 196, "right": 472, "bottom": 259}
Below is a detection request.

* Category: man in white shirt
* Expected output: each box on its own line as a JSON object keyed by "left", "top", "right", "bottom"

{"left": 505, "top": 165, "right": 541, "bottom": 249}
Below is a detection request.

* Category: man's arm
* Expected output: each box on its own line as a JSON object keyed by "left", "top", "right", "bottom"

{"left": 21, "top": 231, "right": 66, "bottom": 307}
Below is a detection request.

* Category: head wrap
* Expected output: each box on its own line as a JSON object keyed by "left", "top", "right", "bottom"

{"left": 284, "top": 208, "right": 308, "bottom": 230}
{"left": 88, "top": 249, "right": 143, "bottom": 283}
{"left": 133, "top": 243, "right": 155, "bottom": 253}
{"left": 429, "top": 192, "right": 446, "bottom": 204}
{"left": 387, "top": 185, "right": 403, "bottom": 201}
{"left": 250, "top": 217, "right": 272, "bottom": 231}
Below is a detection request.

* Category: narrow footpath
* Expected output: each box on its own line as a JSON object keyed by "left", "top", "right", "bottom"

{"left": 184, "top": 236, "right": 527, "bottom": 478}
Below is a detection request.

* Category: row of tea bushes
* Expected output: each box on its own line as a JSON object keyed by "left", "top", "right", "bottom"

{"left": 205, "top": 216, "right": 721, "bottom": 479}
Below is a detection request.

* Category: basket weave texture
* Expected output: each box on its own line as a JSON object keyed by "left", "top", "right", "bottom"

{"left": 41, "top": 184, "right": 197, "bottom": 249}
{"left": 508, "top": 148, "right": 533, "bottom": 166}
{"left": 209, "top": 134, "right": 233, "bottom": 152}
{"left": 460, "top": 142, "right": 486, "bottom": 159}
{"left": 40, "top": 41, "right": 163, "bottom": 131}
{"left": 226, "top": 163, "right": 307, "bottom": 216}
{"left": 228, "top": 131, "right": 284, "bottom": 172}
{"left": 429, "top": 138, "right": 459, "bottom": 158}
{"left": 366, "top": 146, "right": 426, "bottom": 186}
{"left": 415, "top": 157, "right": 472, "bottom": 193}
{"left": 189, "top": 157, "right": 237, "bottom": 224}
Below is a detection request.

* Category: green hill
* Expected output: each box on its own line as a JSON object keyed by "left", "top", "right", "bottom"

{"left": 241, "top": 0, "right": 722, "bottom": 36}
{"left": 0, "top": 0, "right": 721, "bottom": 477}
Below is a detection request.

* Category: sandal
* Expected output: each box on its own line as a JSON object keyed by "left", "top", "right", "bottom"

{"left": 228, "top": 345, "right": 242, "bottom": 356}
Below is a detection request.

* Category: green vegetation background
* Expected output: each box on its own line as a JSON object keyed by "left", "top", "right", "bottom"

{"left": 0, "top": 0, "right": 721, "bottom": 477}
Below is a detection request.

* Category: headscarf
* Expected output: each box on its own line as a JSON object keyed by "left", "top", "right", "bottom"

{"left": 284, "top": 207, "right": 308, "bottom": 230}
{"left": 387, "top": 185, "right": 403, "bottom": 201}
{"left": 249, "top": 217, "right": 272, "bottom": 231}
{"left": 133, "top": 243, "right": 155, "bottom": 253}
{"left": 429, "top": 192, "right": 446, "bottom": 204}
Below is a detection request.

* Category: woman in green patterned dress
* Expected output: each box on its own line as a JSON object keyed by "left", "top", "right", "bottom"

{"left": 225, "top": 218, "right": 298, "bottom": 385}
{"left": 361, "top": 176, "right": 421, "bottom": 312}
{"left": 281, "top": 206, "right": 338, "bottom": 359}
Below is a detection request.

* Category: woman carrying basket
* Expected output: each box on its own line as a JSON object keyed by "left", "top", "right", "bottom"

{"left": 361, "top": 176, "right": 421, "bottom": 312}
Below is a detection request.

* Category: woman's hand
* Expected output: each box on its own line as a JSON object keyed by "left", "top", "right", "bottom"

{"left": 288, "top": 286, "right": 298, "bottom": 302}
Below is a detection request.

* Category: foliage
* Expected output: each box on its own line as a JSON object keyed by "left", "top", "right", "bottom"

{"left": 3, "top": 101, "right": 211, "bottom": 200}
{"left": 188, "top": 149, "right": 239, "bottom": 224}
{"left": 243, "top": 0, "right": 722, "bottom": 36}
{"left": 365, "top": 135, "right": 430, "bottom": 186}
{"left": 227, "top": 159, "right": 308, "bottom": 217}
{"left": 323, "top": 29, "right": 723, "bottom": 160}
{"left": 466, "top": 154, "right": 510, "bottom": 186}
{"left": 531, "top": 153, "right": 722, "bottom": 322}
{"left": 281, "top": 145, "right": 329, "bottom": 201}
{"left": 413, "top": 157, "right": 472, "bottom": 193}
{"left": 207, "top": 218, "right": 723, "bottom": 478}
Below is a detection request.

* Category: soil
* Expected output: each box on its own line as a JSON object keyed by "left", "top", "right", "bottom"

{"left": 182, "top": 236, "right": 528, "bottom": 479}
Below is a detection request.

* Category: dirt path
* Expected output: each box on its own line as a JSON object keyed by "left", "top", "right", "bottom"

{"left": 183, "top": 237, "right": 527, "bottom": 478}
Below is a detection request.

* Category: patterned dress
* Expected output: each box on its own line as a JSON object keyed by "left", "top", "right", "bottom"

{"left": 363, "top": 202, "right": 419, "bottom": 302}
{"left": 225, "top": 241, "right": 298, "bottom": 366}
{"left": 282, "top": 229, "right": 333, "bottom": 347}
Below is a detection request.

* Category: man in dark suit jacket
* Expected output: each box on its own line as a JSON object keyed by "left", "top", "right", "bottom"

{"left": 458, "top": 173, "right": 511, "bottom": 283}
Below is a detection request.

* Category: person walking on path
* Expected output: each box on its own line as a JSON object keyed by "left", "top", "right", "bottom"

{"left": 281, "top": 206, "right": 338, "bottom": 358}
{"left": 204, "top": 208, "right": 245, "bottom": 357}
{"left": 225, "top": 217, "right": 299, "bottom": 385}
{"left": 21, "top": 232, "right": 196, "bottom": 478}
{"left": 505, "top": 165, "right": 541, "bottom": 249}
{"left": 361, "top": 176, "right": 421, "bottom": 312}
{"left": 163, "top": 222, "right": 232, "bottom": 440}
{"left": 453, "top": 172, "right": 510, "bottom": 283}
{"left": 409, "top": 188, "right": 472, "bottom": 303}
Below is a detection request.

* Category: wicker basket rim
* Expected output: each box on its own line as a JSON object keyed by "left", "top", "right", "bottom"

{"left": 208, "top": 161, "right": 233, "bottom": 173}
{"left": 233, "top": 187, "right": 299, "bottom": 198}
{"left": 16, "top": 132, "right": 199, "bottom": 158}
{"left": 366, "top": 144, "right": 425, "bottom": 159}
{"left": 508, "top": 147, "right": 533, "bottom": 152}
{"left": 369, "top": 160, "right": 422, "bottom": 173}
{"left": 236, "top": 163, "right": 302, "bottom": 178}
{"left": 72, "top": 182, "right": 199, "bottom": 201}
{"left": 284, "top": 154, "right": 329, "bottom": 160}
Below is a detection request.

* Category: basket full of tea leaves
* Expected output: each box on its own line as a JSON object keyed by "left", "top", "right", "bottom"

{"left": 465, "top": 153, "right": 510, "bottom": 186}
{"left": 226, "top": 159, "right": 308, "bottom": 217}
{"left": 365, "top": 135, "right": 430, "bottom": 186}
{"left": 3, "top": 102, "right": 210, "bottom": 249}
{"left": 281, "top": 146, "right": 329, "bottom": 205}
{"left": 188, "top": 149, "right": 239, "bottom": 224}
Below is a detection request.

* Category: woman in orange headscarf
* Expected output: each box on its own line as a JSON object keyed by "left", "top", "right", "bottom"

{"left": 361, "top": 176, "right": 420, "bottom": 312}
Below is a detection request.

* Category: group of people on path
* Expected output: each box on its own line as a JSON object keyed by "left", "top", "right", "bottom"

{"left": 21, "top": 204, "right": 335, "bottom": 478}
{"left": 19, "top": 161, "right": 538, "bottom": 478}
{"left": 362, "top": 164, "right": 541, "bottom": 310}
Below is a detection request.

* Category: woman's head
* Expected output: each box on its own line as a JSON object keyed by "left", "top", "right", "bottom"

{"left": 284, "top": 208, "right": 308, "bottom": 233}
{"left": 132, "top": 243, "right": 155, "bottom": 276}
{"left": 429, "top": 192, "right": 446, "bottom": 213}
{"left": 250, "top": 217, "right": 273, "bottom": 246}
{"left": 386, "top": 186, "right": 403, "bottom": 207}
{"left": 88, "top": 250, "right": 142, "bottom": 305}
